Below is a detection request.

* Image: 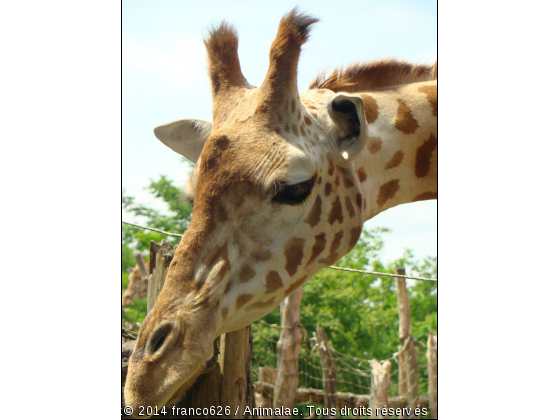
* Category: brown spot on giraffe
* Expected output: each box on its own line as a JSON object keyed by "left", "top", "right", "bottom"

{"left": 367, "top": 136, "right": 382, "bottom": 154}
{"left": 357, "top": 167, "right": 367, "bottom": 183}
{"left": 204, "top": 156, "right": 217, "bottom": 171}
{"left": 247, "top": 297, "right": 276, "bottom": 310}
{"left": 216, "top": 203, "right": 228, "bottom": 222}
{"left": 239, "top": 265, "right": 256, "bottom": 283}
{"left": 327, "top": 161, "right": 335, "bottom": 176}
{"left": 328, "top": 197, "right": 344, "bottom": 225}
{"left": 292, "top": 124, "right": 299, "bottom": 136}
{"left": 284, "top": 275, "right": 308, "bottom": 296}
{"left": 334, "top": 174, "right": 340, "bottom": 187}
{"left": 253, "top": 249, "right": 273, "bottom": 261}
{"left": 413, "top": 191, "right": 438, "bottom": 201}
{"left": 213, "top": 136, "right": 230, "bottom": 151}
{"left": 221, "top": 307, "right": 229, "bottom": 322}
{"left": 342, "top": 176, "right": 353, "bottom": 188}
{"left": 319, "top": 230, "right": 344, "bottom": 265}
{"left": 275, "top": 128, "right": 281, "bottom": 134}
{"left": 265, "top": 271, "right": 283, "bottom": 294}
{"left": 415, "top": 134, "right": 437, "bottom": 178}
{"left": 377, "top": 179, "right": 400, "bottom": 208}
{"left": 359, "top": 94, "right": 379, "bottom": 124}
{"left": 418, "top": 85, "right": 437, "bottom": 117}
{"left": 324, "top": 182, "right": 332, "bottom": 197}
{"left": 356, "top": 193, "right": 363, "bottom": 209}
{"left": 304, "top": 116, "right": 312, "bottom": 125}
{"left": 297, "top": 109, "right": 301, "bottom": 120}
{"left": 395, "top": 99, "right": 419, "bottom": 134}
{"left": 284, "top": 237, "right": 305, "bottom": 276}
{"left": 385, "top": 151, "right": 404, "bottom": 170}
{"left": 345, "top": 197, "right": 355, "bottom": 218}
{"left": 349, "top": 226, "right": 362, "bottom": 248}
{"left": 306, "top": 233, "right": 326, "bottom": 267}
{"left": 305, "top": 195, "right": 322, "bottom": 227}
{"left": 235, "top": 294, "right": 253, "bottom": 310}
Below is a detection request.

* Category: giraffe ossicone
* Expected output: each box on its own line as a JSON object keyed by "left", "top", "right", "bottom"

{"left": 125, "top": 8, "right": 436, "bottom": 413}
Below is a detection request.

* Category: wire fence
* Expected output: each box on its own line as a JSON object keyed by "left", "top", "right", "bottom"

{"left": 122, "top": 221, "right": 437, "bottom": 282}
{"left": 251, "top": 320, "right": 434, "bottom": 419}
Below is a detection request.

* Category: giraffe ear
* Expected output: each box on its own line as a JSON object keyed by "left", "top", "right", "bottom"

{"left": 154, "top": 119, "right": 212, "bottom": 163}
{"left": 327, "top": 93, "right": 367, "bottom": 160}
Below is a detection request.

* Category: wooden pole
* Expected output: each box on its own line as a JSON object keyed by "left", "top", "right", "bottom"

{"left": 255, "top": 368, "right": 277, "bottom": 417}
{"left": 427, "top": 331, "right": 437, "bottom": 419}
{"left": 395, "top": 267, "right": 418, "bottom": 418}
{"left": 370, "top": 360, "right": 391, "bottom": 419}
{"left": 403, "top": 339, "right": 419, "bottom": 419}
{"left": 218, "top": 326, "right": 254, "bottom": 419}
{"left": 147, "top": 240, "right": 174, "bottom": 314}
{"left": 133, "top": 251, "right": 149, "bottom": 280}
{"left": 273, "top": 287, "right": 304, "bottom": 417}
{"left": 396, "top": 267, "right": 409, "bottom": 399}
{"left": 316, "top": 325, "right": 338, "bottom": 418}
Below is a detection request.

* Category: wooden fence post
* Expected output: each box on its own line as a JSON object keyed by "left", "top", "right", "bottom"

{"left": 273, "top": 287, "right": 304, "bottom": 417}
{"left": 147, "top": 240, "right": 174, "bottom": 313}
{"left": 403, "top": 339, "right": 419, "bottom": 419}
{"left": 427, "top": 331, "right": 437, "bottom": 419}
{"left": 133, "top": 251, "right": 149, "bottom": 280}
{"left": 255, "top": 367, "right": 277, "bottom": 415}
{"left": 370, "top": 360, "right": 391, "bottom": 419}
{"left": 315, "top": 325, "right": 337, "bottom": 418}
{"left": 146, "top": 240, "right": 253, "bottom": 419}
{"left": 395, "top": 267, "right": 418, "bottom": 419}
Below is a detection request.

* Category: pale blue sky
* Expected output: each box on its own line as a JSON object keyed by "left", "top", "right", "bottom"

{"left": 122, "top": 0, "right": 437, "bottom": 263}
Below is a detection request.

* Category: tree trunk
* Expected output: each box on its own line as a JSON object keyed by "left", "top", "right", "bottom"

{"left": 273, "top": 287, "right": 304, "bottom": 417}
{"left": 427, "top": 331, "right": 437, "bottom": 418}
{"left": 316, "top": 325, "right": 338, "bottom": 419}
{"left": 370, "top": 360, "right": 391, "bottom": 419}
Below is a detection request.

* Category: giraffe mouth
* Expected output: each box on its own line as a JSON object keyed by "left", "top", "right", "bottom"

{"left": 157, "top": 361, "right": 210, "bottom": 412}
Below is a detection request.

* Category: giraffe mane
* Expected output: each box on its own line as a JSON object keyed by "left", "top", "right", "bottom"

{"left": 309, "top": 58, "right": 437, "bottom": 92}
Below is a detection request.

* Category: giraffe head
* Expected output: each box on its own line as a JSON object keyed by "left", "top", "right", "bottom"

{"left": 122, "top": 264, "right": 148, "bottom": 307}
{"left": 125, "top": 9, "right": 372, "bottom": 412}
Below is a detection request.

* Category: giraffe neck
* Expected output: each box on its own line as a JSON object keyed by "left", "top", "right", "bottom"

{"left": 352, "top": 80, "right": 437, "bottom": 220}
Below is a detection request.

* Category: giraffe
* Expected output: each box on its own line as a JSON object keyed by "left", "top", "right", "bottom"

{"left": 122, "top": 261, "right": 148, "bottom": 307}
{"left": 124, "top": 9, "right": 436, "bottom": 413}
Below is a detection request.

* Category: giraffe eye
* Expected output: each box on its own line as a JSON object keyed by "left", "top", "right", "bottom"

{"left": 273, "top": 178, "right": 315, "bottom": 205}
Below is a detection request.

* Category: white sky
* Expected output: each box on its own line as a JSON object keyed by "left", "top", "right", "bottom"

{"left": 122, "top": 0, "right": 437, "bottom": 263}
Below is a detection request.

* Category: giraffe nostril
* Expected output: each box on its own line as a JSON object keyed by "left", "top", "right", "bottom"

{"left": 148, "top": 323, "right": 173, "bottom": 355}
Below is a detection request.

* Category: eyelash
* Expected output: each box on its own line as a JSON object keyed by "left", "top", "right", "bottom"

{"left": 272, "top": 177, "right": 316, "bottom": 206}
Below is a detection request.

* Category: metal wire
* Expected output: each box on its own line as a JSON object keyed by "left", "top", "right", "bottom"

{"left": 122, "top": 221, "right": 437, "bottom": 282}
